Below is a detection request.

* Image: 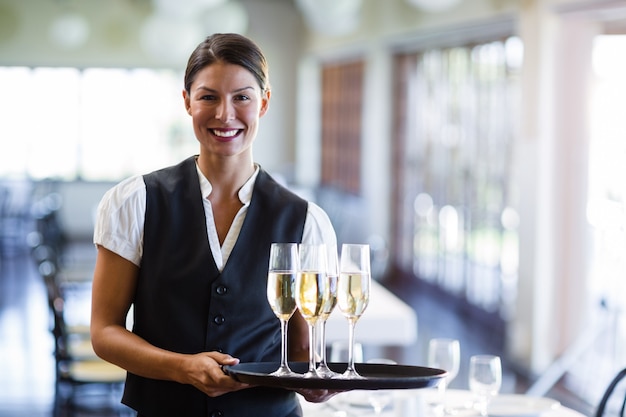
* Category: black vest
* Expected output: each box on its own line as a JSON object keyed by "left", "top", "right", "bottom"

{"left": 122, "top": 156, "right": 307, "bottom": 417}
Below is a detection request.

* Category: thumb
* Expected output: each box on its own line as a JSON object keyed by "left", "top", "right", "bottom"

{"left": 214, "top": 353, "right": 241, "bottom": 366}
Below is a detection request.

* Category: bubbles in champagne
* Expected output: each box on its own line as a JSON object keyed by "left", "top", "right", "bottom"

{"left": 337, "top": 272, "right": 370, "bottom": 319}
{"left": 267, "top": 271, "right": 296, "bottom": 321}
{"left": 320, "top": 274, "right": 338, "bottom": 320}
{"left": 296, "top": 271, "right": 326, "bottom": 323}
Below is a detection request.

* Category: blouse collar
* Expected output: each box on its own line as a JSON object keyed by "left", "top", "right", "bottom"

{"left": 196, "top": 162, "right": 260, "bottom": 205}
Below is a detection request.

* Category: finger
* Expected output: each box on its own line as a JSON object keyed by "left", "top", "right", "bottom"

{"left": 207, "top": 351, "right": 241, "bottom": 366}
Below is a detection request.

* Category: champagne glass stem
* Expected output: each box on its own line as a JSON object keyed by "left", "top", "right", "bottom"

{"left": 343, "top": 319, "right": 362, "bottom": 378}
{"left": 281, "top": 319, "right": 289, "bottom": 366}
{"left": 273, "top": 318, "right": 291, "bottom": 375}
{"left": 348, "top": 321, "right": 356, "bottom": 370}
{"left": 304, "top": 322, "right": 317, "bottom": 377}
{"left": 316, "top": 319, "right": 338, "bottom": 378}
{"left": 319, "top": 320, "right": 327, "bottom": 364}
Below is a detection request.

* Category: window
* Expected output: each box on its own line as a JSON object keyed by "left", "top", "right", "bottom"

{"left": 587, "top": 35, "right": 626, "bottom": 310}
{"left": 392, "top": 37, "right": 522, "bottom": 318}
{"left": 555, "top": 31, "right": 626, "bottom": 408}
{"left": 0, "top": 67, "right": 196, "bottom": 181}
{"left": 320, "top": 60, "right": 364, "bottom": 195}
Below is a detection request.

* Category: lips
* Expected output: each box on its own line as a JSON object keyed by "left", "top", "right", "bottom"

{"left": 211, "top": 128, "right": 242, "bottom": 141}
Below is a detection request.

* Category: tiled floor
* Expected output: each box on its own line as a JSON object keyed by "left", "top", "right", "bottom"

{"left": 0, "top": 245, "right": 595, "bottom": 416}
{"left": 0, "top": 251, "right": 56, "bottom": 416}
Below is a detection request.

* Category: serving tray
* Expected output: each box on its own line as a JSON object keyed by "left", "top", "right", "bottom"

{"left": 224, "top": 362, "right": 446, "bottom": 390}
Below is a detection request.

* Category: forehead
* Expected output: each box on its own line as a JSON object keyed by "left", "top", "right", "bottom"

{"left": 192, "top": 62, "right": 260, "bottom": 90}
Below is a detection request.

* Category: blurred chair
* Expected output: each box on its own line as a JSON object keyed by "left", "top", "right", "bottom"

{"left": 0, "top": 178, "right": 34, "bottom": 257}
{"left": 38, "top": 258, "right": 130, "bottom": 416}
{"left": 31, "top": 191, "right": 66, "bottom": 256}
{"left": 31, "top": 192, "right": 95, "bottom": 286}
{"left": 596, "top": 368, "right": 626, "bottom": 417}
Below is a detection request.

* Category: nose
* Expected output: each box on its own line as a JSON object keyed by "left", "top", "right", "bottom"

{"left": 215, "top": 100, "right": 234, "bottom": 123}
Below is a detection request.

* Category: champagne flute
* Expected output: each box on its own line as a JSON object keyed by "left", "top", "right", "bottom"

{"left": 295, "top": 243, "right": 328, "bottom": 378}
{"left": 337, "top": 243, "right": 371, "bottom": 379}
{"left": 316, "top": 245, "right": 339, "bottom": 378}
{"left": 468, "top": 355, "right": 502, "bottom": 416}
{"left": 266, "top": 243, "right": 299, "bottom": 376}
{"left": 428, "top": 338, "right": 460, "bottom": 415}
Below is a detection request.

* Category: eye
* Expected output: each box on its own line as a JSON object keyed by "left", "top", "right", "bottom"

{"left": 234, "top": 94, "right": 250, "bottom": 101}
{"left": 200, "top": 94, "right": 217, "bottom": 101}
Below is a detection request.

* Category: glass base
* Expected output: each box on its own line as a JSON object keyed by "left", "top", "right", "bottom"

{"left": 316, "top": 362, "right": 340, "bottom": 379}
{"left": 302, "top": 370, "right": 319, "bottom": 378}
{"left": 270, "top": 364, "right": 296, "bottom": 377}
{"left": 340, "top": 368, "right": 366, "bottom": 380}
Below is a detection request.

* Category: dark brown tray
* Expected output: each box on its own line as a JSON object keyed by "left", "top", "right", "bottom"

{"left": 224, "top": 362, "right": 446, "bottom": 390}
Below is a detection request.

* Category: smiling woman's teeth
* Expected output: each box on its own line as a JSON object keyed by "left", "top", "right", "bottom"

{"left": 213, "top": 129, "right": 238, "bottom": 138}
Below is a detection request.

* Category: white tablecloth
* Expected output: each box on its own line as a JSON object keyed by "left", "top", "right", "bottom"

{"left": 299, "top": 389, "right": 586, "bottom": 417}
{"left": 324, "top": 280, "right": 417, "bottom": 346}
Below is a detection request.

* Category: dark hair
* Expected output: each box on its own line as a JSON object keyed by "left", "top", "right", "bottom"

{"left": 184, "top": 33, "right": 269, "bottom": 94}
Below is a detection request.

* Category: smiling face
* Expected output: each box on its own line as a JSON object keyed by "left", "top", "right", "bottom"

{"left": 183, "top": 61, "right": 270, "bottom": 162}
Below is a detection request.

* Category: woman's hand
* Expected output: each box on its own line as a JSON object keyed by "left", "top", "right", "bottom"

{"left": 91, "top": 248, "right": 249, "bottom": 398}
{"left": 179, "top": 351, "right": 251, "bottom": 397}
{"left": 295, "top": 388, "right": 343, "bottom": 403}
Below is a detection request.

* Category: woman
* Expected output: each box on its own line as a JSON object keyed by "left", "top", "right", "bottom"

{"left": 90, "top": 33, "right": 337, "bottom": 417}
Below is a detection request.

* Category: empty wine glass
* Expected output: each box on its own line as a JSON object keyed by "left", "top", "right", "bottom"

{"left": 468, "top": 355, "right": 502, "bottom": 416}
{"left": 428, "top": 338, "right": 460, "bottom": 415}
{"left": 316, "top": 244, "right": 339, "bottom": 378}
{"left": 295, "top": 243, "right": 328, "bottom": 378}
{"left": 337, "top": 243, "right": 371, "bottom": 379}
{"left": 266, "top": 243, "right": 299, "bottom": 376}
{"left": 366, "top": 358, "right": 397, "bottom": 415}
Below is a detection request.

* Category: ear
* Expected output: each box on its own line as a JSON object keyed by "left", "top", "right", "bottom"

{"left": 259, "top": 89, "right": 270, "bottom": 117}
{"left": 182, "top": 89, "right": 192, "bottom": 115}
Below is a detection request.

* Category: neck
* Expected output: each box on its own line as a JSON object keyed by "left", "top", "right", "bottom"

{"left": 196, "top": 153, "right": 255, "bottom": 195}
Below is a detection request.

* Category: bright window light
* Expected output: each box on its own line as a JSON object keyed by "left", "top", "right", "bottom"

{"left": 0, "top": 67, "right": 196, "bottom": 181}
{"left": 588, "top": 35, "right": 626, "bottom": 309}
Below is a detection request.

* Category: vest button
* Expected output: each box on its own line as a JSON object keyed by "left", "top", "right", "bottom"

{"left": 209, "top": 410, "right": 224, "bottom": 417}
{"left": 216, "top": 285, "right": 228, "bottom": 295}
{"left": 213, "top": 315, "right": 225, "bottom": 325}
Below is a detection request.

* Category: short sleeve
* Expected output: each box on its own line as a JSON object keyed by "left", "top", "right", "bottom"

{"left": 93, "top": 175, "right": 146, "bottom": 266}
{"left": 302, "top": 202, "right": 337, "bottom": 248}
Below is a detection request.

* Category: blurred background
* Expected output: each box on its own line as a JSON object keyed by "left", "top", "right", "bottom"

{"left": 1, "top": 0, "right": 625, "bottom": 415}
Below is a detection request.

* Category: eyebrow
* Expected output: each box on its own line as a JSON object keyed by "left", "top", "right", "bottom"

{"left": 195, "top": 86, "right": 255, "bottom": 94}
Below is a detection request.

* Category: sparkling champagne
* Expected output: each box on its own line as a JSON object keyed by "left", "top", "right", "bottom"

{"left": 320, "top": 274, "right": 338, "bottom": 321}
{"left": 267, "top": 271, "right": 296, "bottom": 321}
{"left": 338, "top": 272, "right": 370, "bottom": 319}
{"left": 296, "top": 271, "right": 326, "bottom": 323}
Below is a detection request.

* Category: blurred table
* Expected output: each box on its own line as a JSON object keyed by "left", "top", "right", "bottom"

{"left": 324, "top": 280, "right": 417, "bottom": 347}
{"left": 299, "top": 388, "right": 586, "bottom": 417}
